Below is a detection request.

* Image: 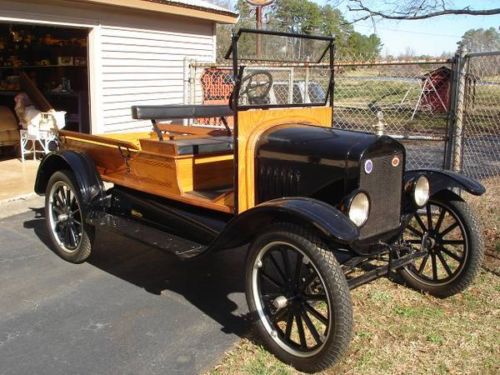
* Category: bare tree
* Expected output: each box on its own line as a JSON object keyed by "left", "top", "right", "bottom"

{"left": 346, "top": 0, "right": 500, "bottom": 23}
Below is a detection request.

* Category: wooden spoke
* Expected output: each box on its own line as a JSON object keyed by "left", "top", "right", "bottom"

{"left": 69, "top": 224, "right": 78, "bottom": 247}
{"left": 284, "top": 310, "right": 294, "bottom": 340}
{"left": 304, "top": 294, "right": 327, "bottom": 301}
{"left": 417, "top": 254, "right": 429, "bottom": 273}
{"left": 435, "top": 208, "right": 446, "bottom": 232}
{"left": 280, "top": 247, "right": 291, "bottom": 280}
{"left": 431, "top": 253, "right": 438, "bottom": 280}
{"left": 426, "top": 203, "right": 433, "bottom": 230}
{"left": 269, "top": 252, "right": 287, "bottom": 284}
{"left": 293, "top": 253, "right": 304, "bottom": 288}
{"left": 55, "top": 191, "right": 65, "bottom": 208}
{"left": 440, "top": 246, "right": 463, "bottom": 262}
{"left": 440, "top": 222, "right": 459, "bottom": 237}
{"left": 415, "top": 214, "right": 428, "bottom": 232}
{"left": 406, "top": 225, "right": 423, "bottom": 237}
{"left": 441, "top": 239, "right": 464, "bottom": 246}
{"left": 260, "top": 270, "right": 284, "bottom": 289}
{"left": 436, "top": 251, "right": 453, "bottom": 276}
{"left": 304, "top": 302, "right": 328, "bottom": 325}
{"left": 273, "top": 306, "right": 289, "bottom": 323}
{"left": 295, "top": 311, "right": 307, "bottom": 348}
{"left": 302, "top": 310, "right": 322, "bottom": 345}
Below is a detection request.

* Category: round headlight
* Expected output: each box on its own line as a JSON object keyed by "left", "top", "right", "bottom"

{"left": 348, "top": 192, "right": 370, "bottom": 227}
{"left": 414, "top": 175, "right": 430, "bottom": 207}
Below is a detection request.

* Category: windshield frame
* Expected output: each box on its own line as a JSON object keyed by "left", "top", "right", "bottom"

{"left": 226, "top": 29, "right": 335, "bottom": 111}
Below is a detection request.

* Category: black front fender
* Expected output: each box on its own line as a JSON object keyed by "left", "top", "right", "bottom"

{"left": 210, "top": 197, "right": 359, "bottom": 251}
{"left": 404, "top": 169, "right": 485, "bottom": 197}
{"left": 35, "top": 151, "right": 104, "bottom": 211}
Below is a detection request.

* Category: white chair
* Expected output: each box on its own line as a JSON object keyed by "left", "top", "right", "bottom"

{"left": 20, "top": 127, "right": 55, "bottom": 161}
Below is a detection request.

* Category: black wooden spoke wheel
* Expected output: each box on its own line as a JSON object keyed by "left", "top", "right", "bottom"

{"left": 45, "top": 170, "right": 95, "bottom": 263}
{"left": 399, "top": 191, "right": 484, "bottom": 298}
{"left": 245, "top": 223, "right": 352, "bottom": 373}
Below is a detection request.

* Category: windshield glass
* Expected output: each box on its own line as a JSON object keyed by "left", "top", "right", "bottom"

{"left": 226, "top": 29, "right": 334, "bottom": 109}
{"left": 238, "top": 65, "right": 330, "bottom": 107}
{"left": 227, "top": 29, "right": 332, "bottom": 63}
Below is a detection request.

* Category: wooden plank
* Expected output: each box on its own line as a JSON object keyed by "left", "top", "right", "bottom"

{"left": 60, "top": 130, "right": 140, "bottom": 150}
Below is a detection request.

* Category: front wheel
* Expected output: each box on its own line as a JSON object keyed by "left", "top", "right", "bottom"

{"left": 45, "top": 170, "right": 95, "bottom": 263}
{"left": 399, "top": 191, "right": 484, "bottom": 298}
{"left": 245, "top": 223, "right": 352, "bottom": 373}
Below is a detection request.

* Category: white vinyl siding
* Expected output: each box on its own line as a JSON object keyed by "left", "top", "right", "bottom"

{"left": 99, "top": 25, "right": 215, "bottom": 133}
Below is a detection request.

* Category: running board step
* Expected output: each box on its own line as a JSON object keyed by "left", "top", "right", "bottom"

{"left": 88, "top": 214, "right": 206, "bottom": 259}
{"left": 347, "top": 250, "right": 427, "bottom": 290}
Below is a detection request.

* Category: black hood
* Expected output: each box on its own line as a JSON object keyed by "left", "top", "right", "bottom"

{"left": 258, "top": 124, "right": 403, "bottom": 166}
{"left": 255, "top": 123, "right": 405, "bottom": 205}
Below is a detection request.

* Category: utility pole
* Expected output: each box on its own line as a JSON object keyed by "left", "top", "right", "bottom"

{"left": 246, "top": 0, "right": 274, "bottom": 57}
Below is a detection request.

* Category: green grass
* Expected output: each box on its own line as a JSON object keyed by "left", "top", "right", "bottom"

{"left": 208, "top": 272, "right": 499, "bottom": 375}
{"left": 207, "top": 177, "right": 500, "bottom": 375}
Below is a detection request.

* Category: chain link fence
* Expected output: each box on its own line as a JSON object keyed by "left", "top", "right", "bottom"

{"left": 461, "top": 51, "right": 500, "bottom": 180}
{"left": 186, "top": 50, "right": 499, "bottom": 180}
{"left": 333, "top": 56, "right": 452, "bottom": 170}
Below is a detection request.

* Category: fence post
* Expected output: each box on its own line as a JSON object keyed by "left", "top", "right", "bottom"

{"left": 450, "top": 42, "right": 468, "bottom": 172}
{"left": 189, "top": 60, "right": 197, "bottom": 106}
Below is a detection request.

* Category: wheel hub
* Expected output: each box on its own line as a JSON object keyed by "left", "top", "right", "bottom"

{"left": 273, "top": 295, "right": 289, "bottom": 310}
{"left": 58, "top": 213, "right": 69, "bottom": 222}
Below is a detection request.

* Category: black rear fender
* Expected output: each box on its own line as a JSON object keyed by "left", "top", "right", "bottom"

{"left": 35, "top": 151, "right": 105, "bottom": 211}
{"left": 210, "top": 197, "right": 359, "bottom": 254}
{"left": 404, "top": 169, "right": 485, "bottom": 197}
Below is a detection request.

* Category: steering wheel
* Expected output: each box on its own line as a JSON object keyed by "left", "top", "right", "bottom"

{"left": 240, "top": 70, "right": 273, "bottom": 104}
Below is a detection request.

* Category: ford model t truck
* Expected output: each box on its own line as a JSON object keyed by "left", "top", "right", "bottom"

{"left": 34, "top": 30, "right": 485, "bottom": 373}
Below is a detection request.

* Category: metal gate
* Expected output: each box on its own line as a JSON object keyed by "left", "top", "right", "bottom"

{"left": 459, "top": 51, "right": 500, "bottom": 180}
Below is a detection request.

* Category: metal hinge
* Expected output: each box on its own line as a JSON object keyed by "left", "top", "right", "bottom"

{"left": 118, "top": 145, "right": 131, "bottom": 173}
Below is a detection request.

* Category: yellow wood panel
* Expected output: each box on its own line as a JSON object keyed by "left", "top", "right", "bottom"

{"left": 103, "top": 131, "right": 154, "bottom": 148}
{"left": 237, "top": 107, "right": 333, "bottom": 213}
{"left": 176, "top": 155, "right": 234, "bottom": 193}
{"left": 62, "top": 137, "right": 130, "bottom": 173}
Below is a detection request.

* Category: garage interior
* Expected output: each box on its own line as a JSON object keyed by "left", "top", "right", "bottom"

{"left": 0, "top": 22, "right": 90, "bottom": 160}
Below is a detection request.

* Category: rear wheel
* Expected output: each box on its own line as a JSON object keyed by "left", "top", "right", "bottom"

{"left": 45, "top": 170, "right": 95, "bottom": 263}
{"left": 399, "top": 191, "right": 484, "bottom": 298}
{"left": 245, "top": 223, "right": 352, "bottom": 373}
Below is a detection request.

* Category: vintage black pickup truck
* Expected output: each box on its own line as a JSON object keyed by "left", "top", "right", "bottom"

{"left": 34, "top": 29, "right": 485, "bottom": 373}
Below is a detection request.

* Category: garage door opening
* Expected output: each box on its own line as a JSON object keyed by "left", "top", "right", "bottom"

{"left": 0, "top": 22, "right": 90, "bottom": 157}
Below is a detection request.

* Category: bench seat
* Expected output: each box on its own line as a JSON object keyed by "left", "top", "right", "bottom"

{"left": 169, "top": 136, "right": 233, "bottom": 156}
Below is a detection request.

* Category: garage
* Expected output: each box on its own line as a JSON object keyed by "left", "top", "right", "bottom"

{"left": 0, "top": 0, "right": 237, "bottom": 159}
{"left": 0, "top": 0, "right": 237, "bottom": 200}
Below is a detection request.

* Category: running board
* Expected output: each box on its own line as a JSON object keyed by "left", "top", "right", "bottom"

{"left": 88, "top": 213, "right": 206, "bottom": 260}
{"left": 347, "top": 250, "right": 427, "bottom": 290}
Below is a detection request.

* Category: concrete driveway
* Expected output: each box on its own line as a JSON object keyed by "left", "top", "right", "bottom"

{"left": 0, "top": 207, "right": 249, "bottom": 375}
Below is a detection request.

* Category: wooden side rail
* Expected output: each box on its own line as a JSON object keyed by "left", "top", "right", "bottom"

{"left": 59, "top": 130, "right": 140, "bottom": 150}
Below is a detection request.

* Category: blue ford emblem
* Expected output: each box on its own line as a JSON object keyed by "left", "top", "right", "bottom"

{"left": 364, "top": 159, "right": 373, "bottom": 174}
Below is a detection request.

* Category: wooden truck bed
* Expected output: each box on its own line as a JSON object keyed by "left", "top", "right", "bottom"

{"left": 59, "top": 126, "right": 234, "bottom": 213}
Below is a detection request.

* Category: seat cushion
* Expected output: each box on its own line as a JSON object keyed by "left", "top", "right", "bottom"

{"left": 172, "top": 136, "right": 233, "bottom": 155}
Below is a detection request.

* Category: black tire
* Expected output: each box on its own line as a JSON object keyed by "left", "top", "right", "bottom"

{"left": 398, "top": 191, "right": 484, "bottom": 298}
{"left": 245, "top": 223, "right": 353, "bottom": 373}
{"left": 45, "top": 170, "right": 95, "bottom": 263}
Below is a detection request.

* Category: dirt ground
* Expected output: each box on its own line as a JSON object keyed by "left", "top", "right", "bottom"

{"left": 208, "top": 177, "right": 500, "bottom": 375}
